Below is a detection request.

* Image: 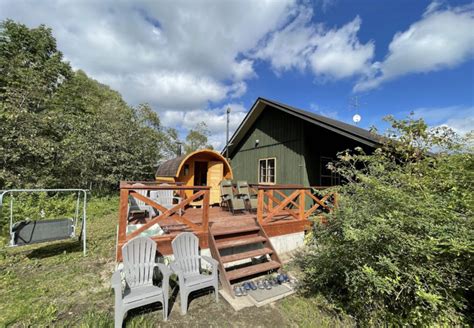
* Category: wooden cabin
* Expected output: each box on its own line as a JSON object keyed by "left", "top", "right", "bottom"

{"left": 223, "top": 98, "right": 381, "bottom": 187}
{"left": 155, "top": 149, "right": 233, "bottom": 205}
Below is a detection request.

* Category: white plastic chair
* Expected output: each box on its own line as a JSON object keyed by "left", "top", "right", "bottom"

{"left": 150, "top": 184, "right": 182, "bottom": 216}
{"left": 111, "top": 236, "right": 172, "bottom": 327}
{"left": 128, "top": 184, "right": 155, "bottom": 219}
{"left": 170, "top": 232, "right": 219, "bottom": 315}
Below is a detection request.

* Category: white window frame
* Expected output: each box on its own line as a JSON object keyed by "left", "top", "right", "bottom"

{"left": 258, "top": 157, "right": 276, "bottom": 185}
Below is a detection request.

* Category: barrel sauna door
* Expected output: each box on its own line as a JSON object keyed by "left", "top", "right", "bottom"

{"left": 207, "top": 161, "right": 223, "bottom": 204}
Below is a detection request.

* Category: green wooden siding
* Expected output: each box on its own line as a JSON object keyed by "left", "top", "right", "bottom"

{"left": 230, "top": 105, "right": 375, "bottom": 187}
{"left": 230, "top": 106, "right": 308, "bottom": 185}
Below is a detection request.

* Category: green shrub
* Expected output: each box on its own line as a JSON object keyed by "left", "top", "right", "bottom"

{"left": 297, "top": 117, "right": 473, "bottom": 326}
{"left": 0, "top": 192, "right": 118, "bottom": 238}
{"left": 0, "top": 192, "right": 78, "bottom": 235}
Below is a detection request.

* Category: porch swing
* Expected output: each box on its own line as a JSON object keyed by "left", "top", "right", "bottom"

{"left": 0, "top": 189, "right": 88, "bottom": 255}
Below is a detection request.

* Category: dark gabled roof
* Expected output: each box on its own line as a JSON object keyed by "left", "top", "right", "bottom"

{"left": 155, "top": 155, "right": 186, "bottom": 177}
{"left": 223, "top": 97, "right": 382, "bottom": 157}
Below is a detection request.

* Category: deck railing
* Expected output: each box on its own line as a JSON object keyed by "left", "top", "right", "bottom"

{"left": 253, "top": 184, "right": 338, "bottom": 224}
{"left": 117, "top": 181, "right": 210, "bottom": 253}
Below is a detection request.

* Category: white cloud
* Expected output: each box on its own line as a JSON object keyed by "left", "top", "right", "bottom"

{"left": 0, "top": 0, "right": 296, "bottom": 109}
{"left": 252, "top": 6, "right": 374, "bottom": 80}
{"left": 161, "top": 103, "right": 248, "bottom": 150}
{"left": 354, "top": 3, "right": 474, "bottom": 92}
{"left": 308, "top": 16, "right": 374, "bottom": 79}
{"left": 412, "top": 106, "right": 474, "bottom": 135}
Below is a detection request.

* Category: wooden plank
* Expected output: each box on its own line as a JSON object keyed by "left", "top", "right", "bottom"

{"left": 263, "top": 220, "right": 311, "bottom": 237}
{"left": 207, "top": 161, "right": 223, "bottom": 204}
{"left": 265, "top": 192, "right": 299, "bottom": 221}
{"left": 256, "top": 184, "right": 311, "bottom": 190}
{"left": 266, "top": 189, "right": 300, "bottom": 221}
{"left": 116, "top": 188, "right": 129, "bottom": 261}
{"left": 299, "top": 189, "right": 305, "bottom": 220}
{"left": 267, "top": 189, "right": 273, "bottom": 211}
{"left": 211, "top": 225, "right": 260, "bottom": 236}
{"left": 130, "top": 191, "right": 168, "bottom": 213}
{"left": 220, "top": 247, "right": 273, "bottom": 264}
{"left": 226, "top": 260, "right": 280, "bottom": 281}
{"left": 216, "top": 236, "right": 266, "bottom": 250}
{"left": 257, "top": 220, "right": 283, "bottom": 266}
{"left": 121, "top": 182, "right": 210, "bottom": 191}
{"left": 257, "top": 188, "right": 264, "bottom": 224}
{"left": 127, "top": 190, "right": 205, "bottom": 239}
{"left": 274, "top": 190, "right": 299, "bottom": 208}
{"left": 305, "top": 190, "right": 332, "bottom": 211}
{"left": 202, "top": 190, "right": 210, "bottom": 231}
{"left": 168, "top": 213, "right": 201, "bottom": 231}
{"left": 208, "top": 224, "right": 233, "bottom": 297}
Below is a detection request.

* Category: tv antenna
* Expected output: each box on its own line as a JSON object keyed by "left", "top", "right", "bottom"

{"left": 349, "top": 96, "right": 363, "bottom": 125}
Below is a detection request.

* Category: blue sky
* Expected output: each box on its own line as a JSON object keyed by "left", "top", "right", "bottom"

{"left": 1, "top": 0, "right": 473, "bottom": 149}
{"left": 240, "top": 0, "right": 474, "bottom": 133}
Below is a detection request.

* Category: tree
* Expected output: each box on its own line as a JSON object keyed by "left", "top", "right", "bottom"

{"left": 0, "top": 21, "right": 172, "bottom": 191}
{"left": 297, "top": 116, "right": 473, "bottom": 326}
{"left": 0, "top": 20, "right": 72, "bottom": 188}
{"left": 184, "top": 121, "right": 213, "bottom": 154}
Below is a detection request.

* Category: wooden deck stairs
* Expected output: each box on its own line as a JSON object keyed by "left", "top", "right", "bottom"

{"left": 208, "top": 217, "right": 282, "bottom": 297}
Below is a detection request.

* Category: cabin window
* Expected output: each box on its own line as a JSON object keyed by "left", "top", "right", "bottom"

{"left": 320, "top": 157, "right": 340, "bottom": 186}
{"left": 258, "top": 158, "right": 276, "bottom": 184}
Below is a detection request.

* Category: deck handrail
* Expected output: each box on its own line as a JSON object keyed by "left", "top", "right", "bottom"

{"left": 120, "top": 181, "right": 209, "bottom": 190}
{"left": 256, "top": 186, "right": 337, "bottom": 224}
{"left": 117, "top": 181, "right": 210, "bottom": 260}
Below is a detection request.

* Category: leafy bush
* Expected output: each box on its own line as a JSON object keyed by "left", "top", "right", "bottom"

{"left": 0, "top": 192, "right": 77, "bottom": 234}
{"left": 0, "top": 192, "right": 118, "bottom": 237}
{"left": 297, "top": 117, "right": 473, "bottom": 326}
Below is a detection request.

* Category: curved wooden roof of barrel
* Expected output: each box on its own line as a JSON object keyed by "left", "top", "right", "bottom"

{"left": 155, "top": 149, "right": 233, "bottom": 178}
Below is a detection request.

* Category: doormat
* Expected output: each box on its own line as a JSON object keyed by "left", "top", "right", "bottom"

{"left": 219, "top": 282, "right": 295, "bottom": 311}
{"left": 248, "top": 284, "right": 292, "bottom": 305}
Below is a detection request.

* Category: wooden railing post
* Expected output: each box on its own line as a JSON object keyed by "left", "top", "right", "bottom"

{"left": 268, "top": 189, "right": 273, "bottom": 211}
{"left": 117, "top": 188, "right": 129, "bottom": 260}
{"left": 257, "top": 188, "right": 264, "bottom": 224}
{"left": 202, "top": 188, "right": 210, "bottom": 232}
{"left": 299, "top": 189, "right": 305, "bottom": 220}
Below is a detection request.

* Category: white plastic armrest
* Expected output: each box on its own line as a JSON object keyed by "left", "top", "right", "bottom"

{"left": 111, "top": 269, "right": 123, "bottom": 304}
{"left": 111, "top": 269, "right": 122, "bottom": 289}
{"left": 201, "top": 256, "right": 219, "bottom": 276}
{"left": 155, "top": 263, "right": 172, "bottom": 279}
{"left": 155, "top": 263, "right": 172, "bottom": 296}
{"left": 170, "top": 262, "right": 185, "bottom": 282}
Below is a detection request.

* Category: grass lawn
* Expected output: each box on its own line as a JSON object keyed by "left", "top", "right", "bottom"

{"left": 0, "top": 197, "right": 353, "bottom": 327}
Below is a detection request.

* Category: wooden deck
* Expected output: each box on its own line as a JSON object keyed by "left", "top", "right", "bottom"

{"left": 119, "top": 206, "right": 312, "bottom": 258}
{"left": 116, "top": 181, "right": 336, "bottom": 260}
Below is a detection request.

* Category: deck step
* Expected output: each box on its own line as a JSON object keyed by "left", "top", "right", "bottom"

{"left": 220, "top": 247, "right": 273, "bottom": 263}
{"left": 216, "top": 236, "right": 267, "bottom": 250}
{"left": 211, "top": 225, "right": 260, "bottom": 236}
{"left": 226, "top": 260, "right": 281, "bottom": 281}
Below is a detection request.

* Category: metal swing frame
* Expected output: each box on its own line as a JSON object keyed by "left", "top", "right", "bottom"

{"left": 0, "top": 189, "right": 88, "bottom": 255}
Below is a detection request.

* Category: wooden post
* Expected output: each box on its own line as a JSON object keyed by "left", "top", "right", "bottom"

{"left": 257, "top": 188, "right": 264, "bottom": 224}
{"left": 333, "top": 192, "right": 339, "bottom": 210}
{"left": 117, "top": 188, "right": 129, "bottom": 260}
{"left": 299, "top": 189, "right": 305, "bottom": 220}
{"left": 202, "top": 188, "right": 210, "bottom": 232}
{"left": 268, "top": 189, "right": 273, "bottom": 211}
